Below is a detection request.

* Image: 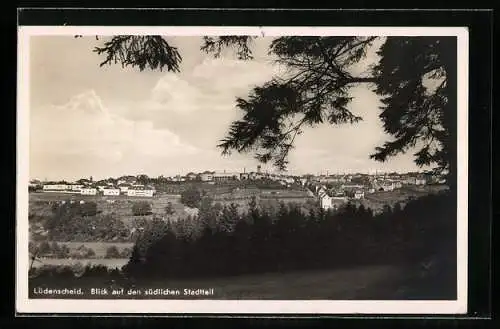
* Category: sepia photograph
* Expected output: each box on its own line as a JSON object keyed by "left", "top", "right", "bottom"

{"left": 16, "top": 26, "right": 468, "bottom": 314}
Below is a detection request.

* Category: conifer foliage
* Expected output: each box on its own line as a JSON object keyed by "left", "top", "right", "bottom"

{"left": 90, "top": 35, "right": 457, "bottom": 183}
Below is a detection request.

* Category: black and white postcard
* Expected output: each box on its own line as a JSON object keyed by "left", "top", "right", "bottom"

{"left": 16, "top": 26, "right": 468, "bottom": 314}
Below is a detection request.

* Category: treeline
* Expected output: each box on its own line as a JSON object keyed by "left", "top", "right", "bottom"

{"left": 39, "top": 201, "right": 175, "bottom": 242}
{"left": 29, "top": 241, "right": 94, "bottom": 259}
{"left": 123, "top": 191, "right": 456, "bottom": 279}
{"left": 30, "top": 264, "right": 124, "bottom": 281}
{"left": 45, "top": 202, "right": 131, "bottom": 242}
{"left": 29, "top": 242, "right": 132, "bottom": 259}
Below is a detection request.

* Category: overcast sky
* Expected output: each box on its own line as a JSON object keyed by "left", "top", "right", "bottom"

{"left": 28, "top": 36, "right": 428, "bottom": 181}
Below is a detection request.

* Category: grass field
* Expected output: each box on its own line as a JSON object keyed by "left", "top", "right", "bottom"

{"left": 29, "top": 265, "right": 403, "bottom": 299}
{"left": 358, "top": 185, "right": 448, "bottom": 213}
{"left": 29, "top": 192, "right": 189, "bottom": 227}
{"left": 28, "top": 186, "right": 312, "bottom": 225}
{"left": 28, "top": 257, "right": 456, "bottom": 300}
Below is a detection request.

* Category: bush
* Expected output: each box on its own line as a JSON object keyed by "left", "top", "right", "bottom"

{"left": 80, "top": 202, "right": 98, "bottom": 216}
{"left": 37, "top": 241, "right": 52, "bottom": 256}
{"left": 132, "top": 202, "right": 152, "bottom": 216}
{"left": 120, "top": 247, "right": 132, "bottom": 258}
{"left": 105, "top": 246, "right": 121, "bottom": 259}
{"left": 86, "top": 248, "right": 96, "bottom": 258}
{"left": 180, "top": 188, "right": 202, "bottom": 208}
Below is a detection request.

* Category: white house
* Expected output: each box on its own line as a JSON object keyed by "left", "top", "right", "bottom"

{"left": 319, "top": 193, "right": 332, "bottom": 210}
{"left": 200, "top": 171, "right": 214, "bottom": 182}
{"left": 127, "top": 189, "right": 154, "bottom": 197}
{"left": 80, "top": 188, "right": 97, "bottom": 195}
{"left": 127, "top": 185, "right": 155, "bottom": 197}
{"left": 103, "top": 188, "right": 120, "bottom": 196}
{"left": 354, "top": 190, "right": 365, "bottom": 199}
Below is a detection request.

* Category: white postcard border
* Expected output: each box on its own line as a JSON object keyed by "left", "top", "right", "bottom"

{"left": 16, "top": 25, "right": 469, "bottom": 315}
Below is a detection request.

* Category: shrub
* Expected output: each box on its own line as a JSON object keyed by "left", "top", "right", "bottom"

{"left": 120, "top": 247, "right": 132, "bottom": 258}
{"left": 132, "top": 202, "right": 152, "bottom": 216}
{"left": 105, "top": 246, "right": 121, "bottom": 259}
{"left": 180, "top": 188, "right": 202, "bottom": 208}
{"left": 85, "top": 248, "right": 96, "bottom": 258}
{"left": 79, "top": 202, "right": 98, "bottom": 216}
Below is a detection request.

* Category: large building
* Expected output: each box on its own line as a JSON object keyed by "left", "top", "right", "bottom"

{"left": 70, "top": 184, "right": 84, "bottom": 192}
{"left": 213, "top": 172, "right": 240, "bottom": 182}
{"left": 199, "top": 171, "right": 215, "bottom": 182}
{"left": 42, "top": 184, "right": 70, "bottom": 192}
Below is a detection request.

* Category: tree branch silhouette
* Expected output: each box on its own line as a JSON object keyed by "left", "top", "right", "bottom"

{"left": 88, "top": 35, "right": 456, "bottom": 183}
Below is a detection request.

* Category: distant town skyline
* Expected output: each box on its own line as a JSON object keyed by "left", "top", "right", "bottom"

{"left": 29, "top": 35, "right": 431, "bottom": 181}
{"left": 31, "top": 168, "right": 432, "bottom": 183}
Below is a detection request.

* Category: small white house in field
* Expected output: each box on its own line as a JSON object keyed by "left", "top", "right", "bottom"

{"left": 103, "top": 188, "right": 120, "bottom": 196}
{"left": 80, "top": 188, "right": 97, "bottom": 195}
{"left": 319, "top": 188, "right": 348, "bottom": 210}
{"left": 127, "top": 185, "right": 155, "bottom": 197}
{"left": 319, "top": 191, "right": 333, "bottom": 210}
{"left": 127, "top": 189, "right": 154, "bottom": 197}
{"left": 354, "top": 190, "right": 365, "bottom": 199}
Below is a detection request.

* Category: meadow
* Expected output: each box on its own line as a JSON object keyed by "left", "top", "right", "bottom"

{"left": 28, "top": 254, "right": 455, "bottom": 300}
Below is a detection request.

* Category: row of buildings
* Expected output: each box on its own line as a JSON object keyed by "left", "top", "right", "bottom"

{"left": 164, "top": 167, "right": 433, "bottom": 187}
{"left": 312, "top": 175, "right": 430, "bottom": 210}
{"left": 167, "top": 167, "right": 297, "bottom": 185}
{"left": 40, "top": 183, "right": 156, "bottom": 197}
